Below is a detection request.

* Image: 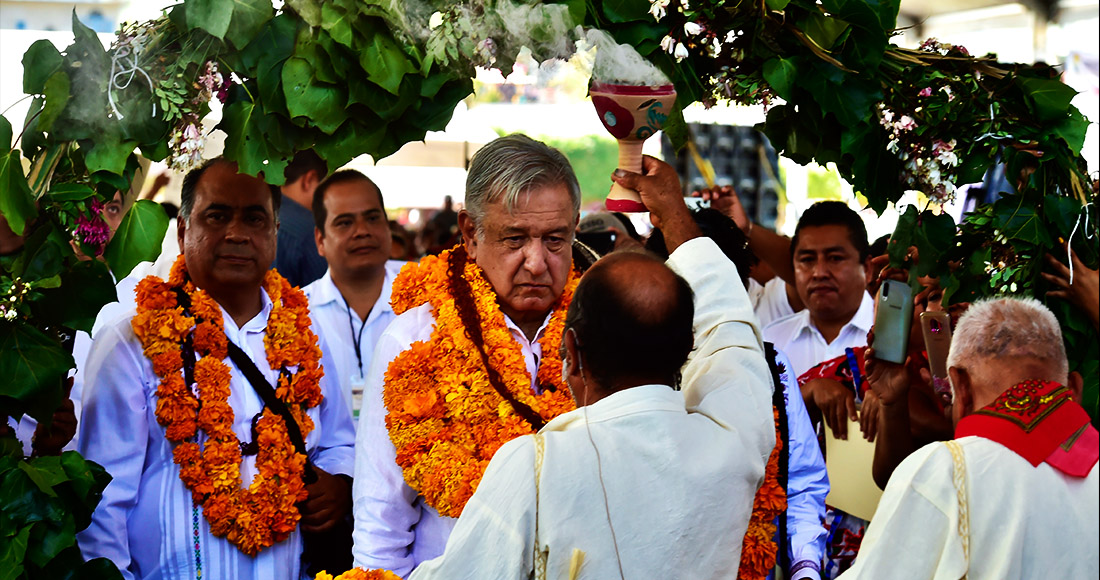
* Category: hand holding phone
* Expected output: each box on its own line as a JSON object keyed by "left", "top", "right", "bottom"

{"left": 871, "top": 280, "right": 913, "bottom": 364}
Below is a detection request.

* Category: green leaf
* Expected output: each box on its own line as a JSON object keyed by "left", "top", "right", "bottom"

{"left": 103, "top": 200, "right": 168, "bottom": 279}
{"left": 37, "top": 71, "right": 71, "bottom": 133}
{"left": 320, "top": 3, "right": 355, "bottom": 47}
{"left": 35, "top": 260, "right": 116, "bottom": 333}
{"left": 22, "top": 39, "right": 64, "bottom": 95}
{"left": 1017, "top": 76, "right": 1077, "bottom": 123}
{"left": 286, "top": 0, "right": 322, "bottom": 27}
{"left": 1049, "top": 107, "right": 1088, "bottom": 154}
{"left": 185, "top": 0, "right": 234, "bottom": 39}
{"left": 17, "top": 229, "right": 64, "bottom": 281}
{"left": 360, "top": 26, "right": 415, "bottom": 96}
{"left": 281, "top": 57, "right": 349, "bottom": 134}
{"left": 315, "top": 120, "right": 384, "bottom": 173}
{"left": 0, "top": 146, "right": 37, "bottom": 236}
{"left": 913, "top": 211, "right": 956, "bottom": 277}
{"left": 762, "top": 57, "right": 799, "bottom": 101}
{"left": 225, "top": 0, "right": 275, "bottom": 49}
{"left": 888, "top": 205, "right": 917, "bottom": 266}
{"left": 74, "top": 558, "right": 125, "bottom": 580}
{"left": 83, "top": 131, "right": 136, "bottom": 176}
{"left": 993, "top": 194, "right": 1054, "bottom": 246}
{"left": 17, "top": 458, "right": 66, "bottom": 497}
{"left": 46, "top": 184, "right": 96, "bottom": 202}
{"left": 801, "top": 12, "right": 850, "bottom": 50}
{"left": 602, "top": 0, "right": 653, "bottom": 23}
{"left": 820, "top": 0, "right": 899, "bottom": 33}
{"left": 240, "top": 14, "right": 299, "bottom": 115}
{"left": 218, "top": 98, "right": 292, "bottom": 184}
{"left": 1043, "top": 194, "right": 1084, "bottom": 240}
{"left": 766, "top": 0, "right": 792, "bottom": 9}
{"left": 1, "top": 113, "right": 12, "bottom": 150}
{"left": 0, "top": 322, "right": 73, "bottom": 421}
{"left": 0, "top": 526, "right": 30, "bottom": 580}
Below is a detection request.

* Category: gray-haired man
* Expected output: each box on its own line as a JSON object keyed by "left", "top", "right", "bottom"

{"left": 351, "top": 134, "right": 581, "bottom": 576}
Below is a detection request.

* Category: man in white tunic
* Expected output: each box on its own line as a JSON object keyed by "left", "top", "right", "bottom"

{"left": 840, "top": 297, "right": 1099, "bottom": 579}
{"left": 304, "top": 170, "right": 406, "bottom": 419}
{"left": 352, "top": 134, "right": 583, "bottom": 576}
{"left": 77, "top": 160, "right": 356, "bottom": 580}
{"left": 407, "top": 156, "right": 776, "bottom": 579}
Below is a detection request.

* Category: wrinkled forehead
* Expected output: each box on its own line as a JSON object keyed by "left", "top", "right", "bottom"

{"left": 196, "top": 168, "right": 275, "bottom": 212}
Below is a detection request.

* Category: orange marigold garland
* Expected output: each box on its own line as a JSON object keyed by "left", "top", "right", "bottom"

{"left": 738, "top": 406, "right": 788, "bottom": 579}
{"left": 132, "top": 255, "right": 322, "bottom": 556}
{"left": 314, "top": 568, "right": 402, "bottom": 580}
{"left": 385, "top": 245, "right": 578, "bottom": 518}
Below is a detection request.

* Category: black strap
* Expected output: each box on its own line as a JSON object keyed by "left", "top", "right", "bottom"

{"left": 765, "top": 341, "right": 792, "bottom": 575}
{"left": 225, "top": 339, "right": 318, "bottom": 484}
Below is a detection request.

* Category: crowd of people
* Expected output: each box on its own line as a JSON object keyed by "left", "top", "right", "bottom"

{"left": 3, "top": 133, "right": 1097, "bottom": 580}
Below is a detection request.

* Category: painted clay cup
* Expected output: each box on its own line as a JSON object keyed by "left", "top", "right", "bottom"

{"left": 590, "top": 82, "right": 677, "bottom": 212}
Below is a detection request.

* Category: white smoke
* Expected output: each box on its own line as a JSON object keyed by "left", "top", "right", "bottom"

{"left": 577, "top": 28, "right": 671, "bottom": 86}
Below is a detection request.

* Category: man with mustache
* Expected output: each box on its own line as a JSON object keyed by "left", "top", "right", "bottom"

{"left": 352, "top": 134, "right": 582, "bottom": 577}
{"left": 77, "top": 159, "right": 356, "bottom": 580}
{"left": 763, "top": 201, "right": 874, "bottom": 425}
{"left": 304, "top": 170, "right": 404, "bottom": 419}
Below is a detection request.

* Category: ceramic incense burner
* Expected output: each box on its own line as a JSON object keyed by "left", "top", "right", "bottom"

{"left": 590, "top": 82, "right": 677, "bottom": 212}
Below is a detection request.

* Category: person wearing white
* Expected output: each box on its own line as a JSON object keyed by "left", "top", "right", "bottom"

{"left": 303, "top": 169, "right": 406, "bottom": 418}
{"left": 749, "top": 275, "right": 798, "bottom": 329}
{"left": 840, "top": 297, "right": 1099, "bottom": 579}
{"left": 352, "top": 135, "right": 582, "bottom": 576}
{"left": 77, "top": 160, "right": 356, "bottom": 580}
{"left": 764, "top": 292, "right": 873, "bottom": 379}
{"left": 407, "top": 209, "right": 774, "bottom": 577}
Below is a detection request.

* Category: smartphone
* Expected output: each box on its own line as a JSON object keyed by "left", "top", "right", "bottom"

{"left": 920, "top": 311, "right": 953, "bottom": 402}
{"left": 871, "top": 279, "right": 913, "bottom": 364}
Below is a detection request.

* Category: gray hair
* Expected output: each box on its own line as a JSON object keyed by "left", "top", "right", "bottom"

{"left": 465, "top": 134, "right": 581, "bottom": 235}
{"left": 947, "top": 296, "right": 1068, "bottom": 379}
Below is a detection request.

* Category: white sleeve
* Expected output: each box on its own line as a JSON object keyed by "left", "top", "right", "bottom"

{"left": 308, "top": 332, "right": 355, "bottom": 477}
{"left": 666, "top": 237, "right": 774, "bottom": 469}
{"left": 75, "top": 322, "right": 150, "bottom": 580}
{"left": 351, "top": 317, "right": 426, "bottom": 577}
{"left": 408, "top": 437, "right": 536, "bottom": 580}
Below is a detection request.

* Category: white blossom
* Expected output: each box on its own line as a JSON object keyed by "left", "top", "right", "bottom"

{"left": 683, "top": 21, "right": 703, "bottom": 36}
{"left": 649, "top": 0, "right": 669, "bottom": 21}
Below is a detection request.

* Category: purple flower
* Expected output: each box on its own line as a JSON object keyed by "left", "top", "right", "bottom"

{"left": 75, "top": 200, "right": 111, "bottom": 255}
{"left": 918, "top": 87, "right": 933, "bottom": 97}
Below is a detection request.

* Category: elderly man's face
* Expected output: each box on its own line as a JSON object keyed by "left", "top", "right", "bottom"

{"left": 178, "top": 163, "right": 277, "bottom": 299}
{"left": 461, "top": 184, "right": 577, "bottom": 329}
{"left": 793, "top": 224, "right": 871, "bottom": 325}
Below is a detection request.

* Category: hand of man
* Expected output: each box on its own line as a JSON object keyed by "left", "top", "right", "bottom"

{"left": 864, "top": 347, "right": 911, "bottom": 407}
{"left": 802, "top": 378, "right": 857, "bottom": 440}
{"left": 860, "top": 389, "right": 880, "bottom": 442}
{"left": 299, "top": 468, "right": 352, "bottom": 534}
{"left": 692, "top": 185, "right": 749, "bottom": 231}
{"left": 1044, "top": 251, "right": 1100, "bottom": 331}
{"left": 32, "top": 379, "right": 77, "bottom": 456}
{"left": 610, "top": 156, "right": 700, "bottom": 253}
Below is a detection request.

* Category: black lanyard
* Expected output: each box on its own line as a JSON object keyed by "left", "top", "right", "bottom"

{"left": 342, "top": 296, "right": 369, "bottom": 378}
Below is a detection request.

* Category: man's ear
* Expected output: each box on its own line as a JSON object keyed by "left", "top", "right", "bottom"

{"left": 863, "top": 254, "right": 874, "bottom": 285}
{"left": 1068, "top": 370, "right": 1084, "bottom": 403}
{"left": 177, "top": 216, "right": 187, "bottom": 255}
{"left": 303, "top": 169, "right": 322, "bottom": 195}
{"left": 949, "top": 365, "right": 973, "bottom": 418}
{"left": 457, "top": 210, "right": 478, "bottom": 259}
{"left": 314, "top": 227, "right": 326, "bottom": 260}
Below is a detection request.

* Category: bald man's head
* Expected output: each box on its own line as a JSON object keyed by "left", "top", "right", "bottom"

{"left": 563, "top": 252, "right": 694, "bottom": 394}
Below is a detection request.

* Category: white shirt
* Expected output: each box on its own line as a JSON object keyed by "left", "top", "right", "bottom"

{"left": 763, "top": 292, "right": 874, "bottom": 378}
{"left": 352, "top": 294, "right": 553, "bottom": 577}
{"left": 749, "top": 276, "right": 797, "bottom": 329}
{"left": 303, "top": 261, "right": 406, "bottom": 417}
{"left": 408, "top": 237, "right": 776, "bottom": 580}
{"left": 839, "top": 436, "right": 1099, "bottom": 579}
{"left": 77, "top": 290, "right": 356, "bottom": 580}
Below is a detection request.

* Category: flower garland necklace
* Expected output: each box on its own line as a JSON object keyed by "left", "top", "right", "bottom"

{"left": 385, "top": 245, "right": 578, "bottom": 518}
{"left": 131, "top": 255, "right": 324, "bottom": 556}
{"left": 738, "top": 406, "right": 787, "bottom": 579}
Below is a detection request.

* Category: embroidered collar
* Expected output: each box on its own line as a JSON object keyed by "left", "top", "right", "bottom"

{"left": 956, "top": 379, "right": 1097, "bottom": 477}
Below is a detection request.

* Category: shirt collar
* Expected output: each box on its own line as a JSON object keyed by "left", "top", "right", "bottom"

{"left": 541, "top": 384, "right": 682, "bottom": 433}
{"left": 219, "top": 287, "right": 274, "bottom": 336}
{"left": 793, "top": 290, "right": 874, "bottom": 339}
{"left": 310, "top": 265, "right": 398, "bottom": 316}
{"left": 502, "top": 310, "right": 553, "bottom": 346}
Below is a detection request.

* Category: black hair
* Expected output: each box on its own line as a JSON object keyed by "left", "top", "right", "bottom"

{"left": 789, "top": 201, "right": 870, "bottom": 262}
{"left": 564, "top": 253, "right": 694, "bottom": 390}
{"left": 646, "top": 207, "right": 758, "bottom": 287}
{"left": 870, "top": 233, "right": 890, "bottom": 258}
{"left": 311, "top": 170, "right": 385, "bottom": 233}
{"left": 180, "top": 158, "right": 281, "bottom": 222}
{"left": 284, "top": 149, "right": 328, "bottom": 186}
{"left": 610, "top": 212, "right": 641, "bottom": 241}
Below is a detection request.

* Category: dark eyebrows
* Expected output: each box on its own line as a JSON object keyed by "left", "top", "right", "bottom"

{"left": 202, "top": 203, "right": 270, "bottom": 216}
